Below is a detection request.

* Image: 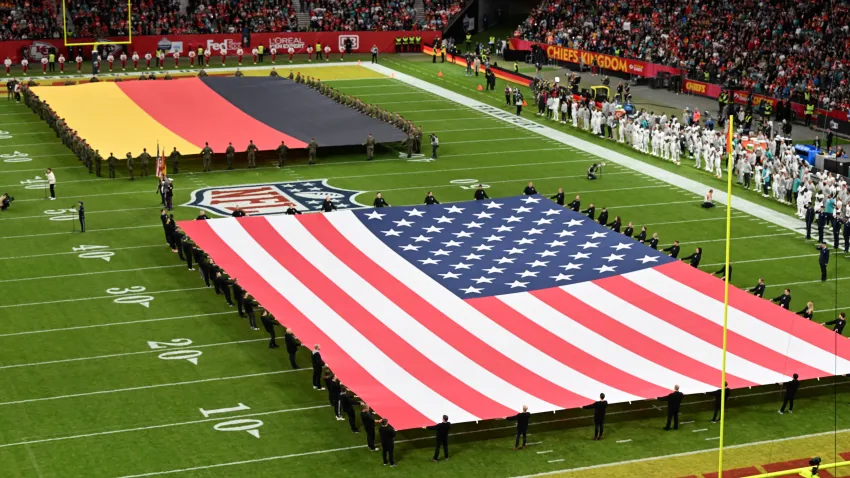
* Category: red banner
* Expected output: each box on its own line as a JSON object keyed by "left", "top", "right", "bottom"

{"left": 0, "top": 31, "right": 440, "bottom": 63}
{"left": 510, "top": 39, "right": 679, "bottom": 78}
{"left": 682, "top": 78, "right": 722, "bottom": 98}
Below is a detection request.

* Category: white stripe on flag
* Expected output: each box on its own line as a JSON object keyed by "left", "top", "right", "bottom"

{"left": 565, "top": 282, "right": 790, "bottom": 385}
{"left": 627, "top": 268, "right": 850, "bottom": 375}
{"left": 265, "top": 216, "right": 555, "bottom": 413}
{"left": 497, "top": 294, "right": 711, "bottom": 393}
{"left": 207, "top": 218, "right": 478, "bottom": 423}
{"left": 328, "top": 212, "right": 616, "bottom": 404}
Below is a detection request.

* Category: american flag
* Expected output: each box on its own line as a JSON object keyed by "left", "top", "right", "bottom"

{"left": 155, "top": 144, "right": 167, "bottom": 179}
{"left": 180, "top": 195, "right": 850, "bottom": 429}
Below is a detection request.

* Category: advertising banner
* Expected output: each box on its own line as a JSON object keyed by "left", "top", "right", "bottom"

{"left": 682, "top": 79, "right": 722, "bottom": 98}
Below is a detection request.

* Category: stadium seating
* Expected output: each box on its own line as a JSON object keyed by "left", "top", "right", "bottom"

{"left": 515, "top": 0, "right": 850, "bottom": 110}
{"left": 0, "top": 0, "right": 61, "bottom": 41}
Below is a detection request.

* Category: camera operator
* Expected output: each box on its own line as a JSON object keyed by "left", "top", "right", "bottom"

{"left": 0, "top": 192, "right": 12, "bottom": 211}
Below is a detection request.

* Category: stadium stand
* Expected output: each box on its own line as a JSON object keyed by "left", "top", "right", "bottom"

{"left": 515, "top": 0, "right": 850, "bottom": 110}
{"left": 0, "top": 0, "right": 61, "bottom": 40}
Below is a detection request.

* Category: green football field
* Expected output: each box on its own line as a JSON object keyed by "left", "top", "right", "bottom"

{"left": 0, "top": 54, "right": 849, "bottom": 478}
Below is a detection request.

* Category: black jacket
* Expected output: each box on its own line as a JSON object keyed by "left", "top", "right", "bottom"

{"left": 582, "top": 400, "right": 607, "bottom": 421}
{"left": 649, "top": 237, "right": 659, "bottom": 250}
{"left": 659, "top": 391, "right": 684, "bottom": 411}
{"left": 567, "top": 199, "right": 580, "bottom": 211}
{"left": 597, "top": 210, "right": 608, "bottom": 225}
{"left": 581, "top": 206, "right": 595, "bottom": 220}
{"left": 424, "top": 195, "right": 440, "bottom": 205}
{"left": 523, "top": 186, "right": 538, "bottom": 195}
{"left": 708, "top": 387, "right": 731, "bottom": 407}
{"left": 361, "top": 410, "right": 376, "bottom": 433}
{"left": 623, "top": 226, "right": 634, "bottom": 237}
{"left": 311, "top": 351, "right": 324, "bottom": 369}
{"left": 551, "top": 192, "right": 564, "bottom": 205}
{"left": 373, "top": 197, "right": 389, "bottom": 208}
{"left": 663, "top": 244, "right": 680, "bottom": 258}
{"left": 784, "top": 378, "right": 799, "bottom": 396}
{"left": 772, "top": 294, "right": 791, "bottom": 309}
{"left": 507, "top": 412, "right": 531, "bottom": 431}
{"left": 819, "top": 247, "right": 830, "bottom": 265}
{"left": 285, "top": 333, "right": 300, "bottom": 353}
{"left": 825, "top": 318, "right": 847, "bottom": 334}
{"left": 427, "top": 421, "right": 451, "bottom": 440}
{"left": 379, "top": 424, "right": 396, "bottom": 447}
{"left": 681, "top": 251, "right": 701, "bottom": 267}
{"left": 749, "top": 282, "right": 765, "bottom": 297}
{"left": 474, "top": 189, "right": 489, "bottom": 200}
{"left": 321, "top": 199, "right": 337, "bottom": 212}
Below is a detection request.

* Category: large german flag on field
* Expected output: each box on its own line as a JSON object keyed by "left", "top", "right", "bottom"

{"left": 31, "top": 77, "right": 407, "bottom": 156}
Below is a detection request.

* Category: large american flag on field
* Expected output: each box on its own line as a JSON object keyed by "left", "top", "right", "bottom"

{"left": 179, "top": 195, "right": 850, "bottom": 429}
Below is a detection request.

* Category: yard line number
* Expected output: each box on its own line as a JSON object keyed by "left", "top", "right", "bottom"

{"left": 73, "top": 244, "right": 113, "bottom": 262}
{"left": 3, "top": 151, "right": 29, "bottom": 162}
{"left": 146, "top": 338, "right": 202, "bottom": 365}
{"left": 450, "top": 178, "right": 490, "bottom": 189}
{"left": 199, "top": 403, "right": 263, "bottom": 438}
{"left": 106, "top": 286, "right": 154, "bottom": 308}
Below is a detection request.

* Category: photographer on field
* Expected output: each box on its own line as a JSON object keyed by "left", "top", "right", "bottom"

{"left": 0, "top": 192, "right": 12, "bottom": 211}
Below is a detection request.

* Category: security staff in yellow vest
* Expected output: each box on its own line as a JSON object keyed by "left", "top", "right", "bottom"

{"left": 399, "top": 36, "right": 407, "bottom": 52}
{"left": 316, "top": 42, "right": 323, "bottom": 60}
{"left": 763, "top": 100, "right": 773, "bottom": 120}
{"left": 805, "top": 102, "right": 815, "bottom": 126}
{"left": 407, "top": 36, "right": 414, "bottom": 52}
{"left": 48, "top": 51, "right": 55, "bottom": 71}
{"left": 197, "top": 46, "right": 204, "bottom": 59}
{"left": 395, "top": 36, "right": 401, "bottom": 52}
{"left": 514, "top": 62, "right": 519, "bottom": 73}
{"left": 489, "top": 36, "right": 495, "bottom": 50}
{"left": 718, "top": 90, "right": 728, "bottom": 115}
{"left": 465, "top": 33, "right": 472, "bottom": 51}
{"left": 415, "top": 36, "right": 421, "bottom": 51}
{"left": 258, "top": 44, "right": 264, "bottom": 63}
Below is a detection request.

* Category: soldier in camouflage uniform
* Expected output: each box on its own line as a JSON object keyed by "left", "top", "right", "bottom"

{"left": 126, "top": 152, "right": 135, "bottom": 180}
{"left": 139, "top": 148, "right": 151, "bottom": 177}
{"left": 308, "top": 138, "right": 318, "bottom": 165}
{"left": 107, "top": 152, "right": 117, "bottom": 178}
{"left": 246, "top": 140, "right": 258, "bottom": 168}
{"left": 276, "top": 140, "right": 287, "bottom": 167}
{"left": 94, "top": 149, "right": 102, "bottom": 177}
{"left": 364, "top": 133, "right": 375, "bottom": 161}
{"left": 225, "top": 142, "right": 235, "bottom": 170}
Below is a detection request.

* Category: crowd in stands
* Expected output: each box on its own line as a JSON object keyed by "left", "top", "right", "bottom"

{"left": 0, "top": 0, "right": 461, "bottom": 41}
{"left": 515, "top": 0, "right": 850, "bottom": 111}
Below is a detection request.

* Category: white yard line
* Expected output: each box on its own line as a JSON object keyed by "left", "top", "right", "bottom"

{"left": 616, "top": 439, "right": 632, "bottom": 443}
{"left": 0, "top": 264, "right": 184, "bottom": 283}
{"left": 0, "top": 224, "right": 161, "bottom": 239}
{"left": 677, "top": 233, "right": 796, "bottom": 245}
{"left": 0, "top": 206, "right": 158, "bottom": 221}
{"left": 536, "top": 450, "right": 553, "bottom": 454}
{"left": 0, "top": 243, "right": 163, "bottom": 261}
{"left": 0, "top": 337, "right": 268, "bottom": 370}
{"left": 0, "top": 311, "right": 232, "bottom": 338}
{"left": 548, "top": 459, "right": 565, "bottom": 463}
{"left": 700, "top": 253, "right": 819, "bottom": 268}
{"left": 770, "top": 276, "right": 850, "bottom": 288}
{"left": 0, "top": 286, "right": 206, "bottom": 309}
{"left": 0, "top": 369, "right": 308, "bottom": 407}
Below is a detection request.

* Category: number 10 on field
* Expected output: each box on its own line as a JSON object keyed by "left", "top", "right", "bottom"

{"left": 199, "top": 403, "right": 263, "bottom": 438}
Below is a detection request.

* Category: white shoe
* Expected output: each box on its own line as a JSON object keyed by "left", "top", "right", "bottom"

{"left": 49, "top": 197, "right": 55, "bottom": 200}
{"left": 778, "top": 410, "right": 783, "bottom": 414}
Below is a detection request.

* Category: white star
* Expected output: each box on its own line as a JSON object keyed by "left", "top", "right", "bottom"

{"left": 546, "top": 240, "right": 567, "bottom": 247}
{"left": 365, "top": 211, "right": 385, "bottom": 220}
{"left": 516, "top": 270, "right": 539, "bottom": 278}
{"left": 520, "top": 197, "right": 541, "bottom": 204}
{"left": 563, "top": 218, "right": 584, "bottom": 227}
{"left": 450, "top": 262, "right": 472, "bottom": 270}
{"left": 434, "top": 216, "right": 454, "bottom": 224}
{"left": 462, "top": 253, "right": 483, "bottom": 260}
{"left": 524, "top": 227, "right": 544, "bottom": 235}
{"left": 594, "top": 265, "right": 617, "bottom": 273}
{"left": 484, "top": 235, "right": 504, "bottom": 242}
{"left": 442, "top": 240, "right": 463, "bottom": 247}
{"left": 513, "top": 206, "right": 533, "bottom": 213}
{"left": 484, "top": 201, "right": 502, "bottom": 209}
{"left": 472, "top": 276, "right": 494, "bottom": 284}
{"left": 445, "top": 205, "right": 465, "bottom": 214}
{"left": 453, "top": 230, "right": 474, "bottom": 238}
{"left": 337, "top": 204, "right": 349, "bottom": 209}
{"left": 474, "top": 211, "right": 494, "bottom": 219}
{"left": 439, "top": 271, "right": 461, "bottom": 279}
{"left": 536, "top": 250, "right": 558, "bottom": 258}
{"left": 555, "top": 230, "right": 576, "bottom": 238}
{"left": 543, "top": 208, "right": 563, "bottom": 216}
{"left": 526, "top": 260, "right": 549, "bottom": 268}
{"left": 611, "top": 242, "right": 634, "bottom": 251}
{"left": 289, "top": 188, "right": 302, "bottom": 193}
{"left": 505, "top": 247, "right": 526, "bottom": 255}
{"left": 460, "top": 286, "right": 482, "bottom": 294}
{"left": 473, "top": 244, "right": 494, "bottom": 251}
{"left": 412, "top": 235, "right": 432, "bottom": 242}
{"left": 301, "top": 182, "right": 314, "bottom": 186}
{"left": 393, "top": 218, "right": 414, "bottom": 227}
{"left": 550, "top": 273, "right": 574, "bottom": 281}
{"left": 494, "top": 256, "right": 516, "bottom": 264}
{"left": 514, "top": 237, "right": 536, "bottom": 245}
{"left": 503, "top": 216, "right": 523, "bottom": 223}
{"left": 602, "top": 253, "right": 625, "bottom": 262}
{"left": 560, "top": 262, "right": 582, "bottom": 271}
{"left": 419, "top": 258, "right": 440, "bottom": 265}
{"left": 578, "top": 241, "right": 600, "bottom": 249}
{"left": 306, "top": 200, "right": 320, "bottom": 205}
{"left": 406, "top": 209, "right": 425, "bottom": 217}
{"left": 308, "top": 187, "right": 322, "bottom": 191}
{"left": 586, "top": 231, "right": 608, "bottom": 239}
{"left": 431, "top": 249, "right": 451, "bottom": 256}
{"left": 569, "top": 252, "right": 592, "bottom": 260}
{"left": 382, "top": 229, "right": 401, "bottom": 237}
{"left": 533, "top": 218, "right": 553, "bottom": 226}
{"left": 506, "top": 280, "right": 529, "bottom": 288}
{"left": 483, "top": 266, "right": 505, "bottom": 274}
{"left": 423, "top": 226, "right": 443, "bottom": 233}
{"left": 399, "top": 244, "right": 421, "bottom": 251}
{"left": 463, "top": 221, "right": 483, "bottom": 229}
{"left": 636, "top": 255, "right": 660, "bottom": 264}
{"left": 493, "top": 225, "right": 514, "bottom": 232}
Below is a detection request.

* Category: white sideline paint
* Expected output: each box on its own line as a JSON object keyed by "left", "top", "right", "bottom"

{"left": 361, "top": 63, "right": 805, "bottom": 235}
{"left": 0, "top": 286, "right": 206, "bottom": 309}
{"left": 0, "top": 265, "right": 183, "bottom": 283}
{"left": 0, "top": 311, "right": 231, "bottom": 337}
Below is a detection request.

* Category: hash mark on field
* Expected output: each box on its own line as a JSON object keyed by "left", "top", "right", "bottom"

{"left": 616, "top": 439, "right": 632, "bottom": 443}
{"left": 679, "top": 421, "right": 694, "bottom": 425}
{"left": 548, "top": 459, "right": 565, "bottom": 463}
{"left": 527, "top": 441, "right": 542, "bottom": 445}
{"left": 692, "top": 428, "right": 708, "bottom": 433}
{"left": 536, "top": 450, "right": 553, "bottom": 455}
{"left": 705, "top": 436, "right": 721, "bottom": 440}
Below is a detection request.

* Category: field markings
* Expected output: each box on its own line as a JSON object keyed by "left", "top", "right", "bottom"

{"left": 692, "top": 428, "right": 708, "bottom": 433}
{"left": 0, "top": 286, "right": 206, "bottom": 309}
{"left": 548, "top": 459, "right": 565, "bottom": 463}
{"left": 0, "top": 264, "right": 184, "bottom": 283}
{"left": 0, "top": 223, "right": 161, "bottom": 239}
{"left": 770, "top": 276, "right": 850, "bottom": 288}
{"left": 0, "top": 243, "right": 163, "bottom": 261}
{"left": 0, "top": 404, "right": 329, "bottom": 450}
{"left": 700, "top": 253, "right": 819, "bottom": 268}
{"left": 536, "top": 450, "right": 554, "bottom": 455}
{"left": 0, "top": 369, "right": 309, "bottom": 407}
{"left": 0, "top": 311, "right": 232, "bottom": 338}
{"left": 677, "top": 232, "right": 796, "bottom": 245}
{"left": 616, "top": 439, "right": 632, "bottom": 443}
{"left": 0, "top": 336, "right": 269, "bottom": 370}
{"left": 0, "top": 206, "right": 163, "bottom": 221}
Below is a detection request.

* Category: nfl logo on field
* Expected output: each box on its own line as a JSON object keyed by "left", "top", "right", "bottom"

{"left": 186, "top": 180, "right": 364, "bottom": 216}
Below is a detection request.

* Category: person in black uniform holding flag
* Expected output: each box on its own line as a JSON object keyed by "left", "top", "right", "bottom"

{"left": 680, "top": 247, "right": 702, "bottom": 267}
{"left": 373, "top": 192, "right": 390, "bottom": 207}
{"left": 321, "top": 196, "right": 337, "bottom": 212}
{"left": 749, "top": 278, "right": 766, "bottom": 297}
{"left": 649, "top": 233, "right": 660, "bottom": 250}
{"left": 581, "top": 204, "right": 596, "bottom": 220}
{"left": 607, "top": 216, "right": 622, "bottom": 233}
{"left": 312, "top": 344, "right": 325, "bottom": 390}
{"left": 596, "top": 207, "right": 608, "bottom": 226}
{"left": 327, "top": 373, "right": 342, "bottom": 420}
{"left": 637, "top": 226, "right": 647, "bottom": 243}
{"left": 284, "top": 329, "right": 300, "bottom": 368}
{"left": 623, "top": 221, "right": 634, "bottom": 238}
{"left": 424, "top": 191, "right": 440, "bottom": 205}
{"left": 260, "top": 310, "right": 278, "bottom": 348}
{"left": 713, "top": 264, "right": 733, "bottom": 281}
{"left": 361, "top": 404, "right": 379, "bottom": 451}
{"left": 660, "top": 385, "right": 684, "bottom": 430}
{"left": 379, "top": 419, "right": 397, "bottom": 466}
{"left": 663, "top": 240, "right": 680, "bottom": 258}
{"left": 339, "top": 386, "right": 359, "bottom": 432}
{"left": 707, "top": 382, "right": 730, "bottom": 422}
{"left": 550, "top": 188, "right": 564, "bottom": 206}
{"left": 285, "top": 206, "right": 301, "bottom": 215}
{"left": 243, "top": 293, "right": 258, "bottom": 330}
{"left": 567, "top": 195, "right": 580, "bottom": 211}
{"left": 426, "top": 415, "right": 451, "bottom": 461}
{"left": 779, "top": 373, "right": 799, "bottom": 414}
{"left": 214, "top": 272, "right": 234, "bottom": 307}
{"left": 507, "top": 405, "right": 531, "bottom": 449}
{"left": 771, "top": 288, "right": 792, "bottom": 309}
{"left": 582, "top": 393, "right": 608, "bottom": 440}
{"left": 523, "top": 181, "right": 537, "bottom": 195}
{"left": 474, "top": 184, "right": 489, "bottom": 200}
{"left": 825, "top": 312, "right": 847, "bottom": 334}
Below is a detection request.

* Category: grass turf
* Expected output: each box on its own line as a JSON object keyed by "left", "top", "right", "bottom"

{"left": 0, "top": 58, "right": 849, "bottom": 478}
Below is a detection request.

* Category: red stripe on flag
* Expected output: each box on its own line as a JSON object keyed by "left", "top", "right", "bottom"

{"left": 657, "top": 261, "right": 850, "bottom": 363}
{"left": 178, "top": 219, "right": 428, "bottom": 429}
{"left": 535, "top": 287, "right": 755, "bottom": 388}
{"left": 300, "top": 213, "right": 585, "bottom": 409}
{"left": 597, "top": 275, "right": 823, "bottom": 379}
{"left": 239, "top": 217, "right": 509, "bottom": 420}
{"left": 469, "top": 296, "right": 669, "bottom": 399}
